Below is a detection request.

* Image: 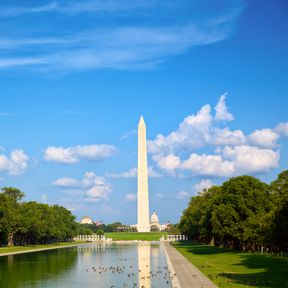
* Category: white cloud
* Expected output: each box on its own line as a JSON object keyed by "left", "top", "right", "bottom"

{"left": 1, "top": 2, "right": 59, "bottom": 17}
{"left": 53, "top": 172, "right": 112, "bottom": 202}
{"left": 155, "top": 193, "right": 164, "bottom": 198}
{"left": 211, "top": 127, "right": 246, "bottom": 146}
{"left": 180, "top": 145, "right": 279, "bottom": 178}
{"left": 120, "top": 129, "right": 137, "bottom": 140}
{"left": 0, "top": 1, "right": 162, "bottom": 17}
{"left": 214, "top": 93, "right": 234, "bottom": 121}
{"left": 45, "top": 146, "right": 76, "bottom": 164}
{"left": 222, "top": 145, "right": 279, "bottom": 174}
{"left": 0, "top": 1, "right": 243, "bottom": 72}
{"left": 86, "top": 181, "right": 111, "bottom": 202}
{"left": 181, "top": 153, "right": 234, "bottom": 177}
{"left": 275, "top": 122, "right": 288, "bottom": 137}
{"left": 148, "top": 96, "right": 241, "bottom": 154}
{"left": 82, "top": 171, "right": 99, "bottom": 187}
{"left": 0, "top": 57, "right": 47, "bottom": 68}
{"left": 176, "top": 104, "right": 212, "bottom": 148}
{"left": 176, "top": 180, "right": 214, "bottom": 200}
{"left": 44, "top": 144, "right": 116, "bottom": 164}
{"left": 53, "top": 177, "right": 81, "bottom": 188}
{"left": 0, "top": 149, "right": 29, "bottom": 175}
{"left": 154, "top": 154, "right": 181, "bottom": 172}
{"left": 83, "top": 172, "right": 112, "bottom": 202}
{"left": 148, "top": 166, "right": 163, "bottom": 178}
{"left": 148, "top": 96, "right": 286, "bottom": 178}
{"left": 125, "top": 193, "right": 137, "bottom": 202}
{"left": 193, "top": 179, "right": 214, "bottom": 193}
{"left": 249, "top": 129, "right": 279, "bottom": 148}
{"left": 177, "top": 190, "right": 191, "bottom": 200}
{"left": 106, "top": 167, "right": 138, "bottom": 179}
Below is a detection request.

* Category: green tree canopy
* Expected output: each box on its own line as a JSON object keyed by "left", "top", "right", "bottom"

{"left": 179, "top": 172, "right": 288, "bottom": 252}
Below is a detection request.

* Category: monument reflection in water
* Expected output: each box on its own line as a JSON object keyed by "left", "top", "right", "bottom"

{"left": 138, "top": 243, "right": 151, "bottom": 288}
{"left": 0, "top": 242, "right": 171, "bottom": 288}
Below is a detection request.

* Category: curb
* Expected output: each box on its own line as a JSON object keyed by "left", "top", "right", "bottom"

{"left": 162, "top": 242, "right": 182, "bottom": 288}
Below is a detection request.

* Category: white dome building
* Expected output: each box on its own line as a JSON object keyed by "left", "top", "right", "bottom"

{"left": 150, "top": 211, "right": 160, "bottom": 226}
{"left": 150, "top": 211, "right": 168, "bottom": 231}
{"left": 130, "top": 211, "right": 169, "bottom": 232}
{"left": 80, "top": 216, "right": 93, "bottom": 225}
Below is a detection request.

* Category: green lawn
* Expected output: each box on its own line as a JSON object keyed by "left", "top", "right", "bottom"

{"left": 174, "top": 242, "right": 288, "bottom": 288}
{"left": 0, "top": 241, "right": 85, "bottom": 255}
{"left": 105, "top": 232, "right": 167, "bottom": 241}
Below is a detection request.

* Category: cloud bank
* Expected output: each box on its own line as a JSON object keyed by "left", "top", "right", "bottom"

{"left": 149, "top": 94, "right": 287, "bottom": 178}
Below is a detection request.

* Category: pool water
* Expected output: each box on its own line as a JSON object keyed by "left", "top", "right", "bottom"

{"left": 0, "top": 242, "right": 172, "bottom": 288}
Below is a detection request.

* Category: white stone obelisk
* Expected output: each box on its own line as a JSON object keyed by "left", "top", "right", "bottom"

{"left": 137, "top": 116, "right": 150, "bottom": 232}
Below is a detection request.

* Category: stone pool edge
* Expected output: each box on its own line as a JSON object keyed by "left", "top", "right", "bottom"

{"left": 161, "top": 241, "right": 182, "bottom": 288}
{"left": 0, "top": 243, "right": 87, "bottom": 257}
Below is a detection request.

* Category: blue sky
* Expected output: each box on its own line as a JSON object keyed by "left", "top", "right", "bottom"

{"left": 0, "top": 0, "right": 287, "bottom": 224}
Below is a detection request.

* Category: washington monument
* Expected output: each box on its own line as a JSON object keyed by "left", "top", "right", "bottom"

{"left": 137, "top": 116, "right": 150, "bottom": 232}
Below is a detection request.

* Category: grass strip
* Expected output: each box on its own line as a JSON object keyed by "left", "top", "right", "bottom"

{"left": 105, "top": 232, "right": 167, "bottom": 241}
{"left": 174, "top": 242, "right": 288, "bottom": 288}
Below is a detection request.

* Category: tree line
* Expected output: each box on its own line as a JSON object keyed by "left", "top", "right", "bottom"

{"left": 77, "top": 222, "right": 126, "bottom": 235}
{"left": 79, "top": 222, "right": 179, "bottom": 234}
{"left": 179, "top": 170, "right": 288, "bottom": 253}
{"left": 0, "top": 187, "right": 78, "bottom": 246}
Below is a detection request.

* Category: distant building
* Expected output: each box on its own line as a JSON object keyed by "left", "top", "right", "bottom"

{"left": 150, "top": 211, "right": 168, "bottom": 231}
{"left": 80, "top": 216, "right": 93, "bottom": 224}
{"left": 150, "top": 211, "right": 160, "bottom": 226}
{"left": 130, "top": 211, "right": 168, "bottom": 232}
{"left": 95, "top": 221, "right": 103, "bottom": 227}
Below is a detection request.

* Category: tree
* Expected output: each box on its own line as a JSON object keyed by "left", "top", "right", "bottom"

{"left": 270, "top": 170, "right": 288, "bottom": 251}
{"left": 165, "top": 223, "right": 180, "bottom": 234}
{"left": 96, "top": 229, "right": 105, "bottom": 236}
{"left": 0, "top": 187, "right": 25, "bottom": 246}
{"left": 76, "top": 224, "right": 93, "bottom": 235}
{"left": 211, "top": 176, "right": 271, "bottom": 250}
{"left": 179, "top": 195, "right": 205, "bottom": 240}
{"left": 1, "top": 187, "right": 25, "bottom": 202}
{"left": 271, "top": 170, "right": 288, "bottom": 202}
{"left": 150, "top": 225, "right": 159, "bottom": 232}
{"left": 179, "top": 175, "right": 281, "bottom": 252}
{"left": 0, "top": 187, "right": 79, "bottom": 246}
{"left": 272, "top": 201, "right": 288, "bottom": 251}
{"left": 179, "top": 186, "right": 221, "bottom": 242}
{"left": 106, "top": 222, "right": 122, "bottom": 232}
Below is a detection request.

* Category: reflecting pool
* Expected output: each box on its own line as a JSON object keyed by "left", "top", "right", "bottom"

{"left": 0, "top": 242, "right": 172, "bottom": 288}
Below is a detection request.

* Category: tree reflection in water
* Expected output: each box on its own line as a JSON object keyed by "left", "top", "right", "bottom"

{"left": 0, "top": 247, "right": 78, "bottom": 288}
{"left": 0, "top": 243, "right": 171, "bottom": 288}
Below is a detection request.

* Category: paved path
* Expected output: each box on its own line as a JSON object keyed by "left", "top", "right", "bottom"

{"left": 163, "top": 242, "right": 218, "bottom": 288}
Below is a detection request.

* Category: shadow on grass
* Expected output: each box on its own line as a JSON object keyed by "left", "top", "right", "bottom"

{"left": 222, "top": 254, "right": 288, "bottom": 288}
{"left": 175, "top": 242, "right": 288, "bottom": 288}
{"left": 176, "top": 242, "right": 234, "bottom": 255}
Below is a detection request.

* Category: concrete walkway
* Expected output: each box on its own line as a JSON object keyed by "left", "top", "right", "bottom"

{"left": 163, "top": 242, "right": 218, "bottom": 288}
